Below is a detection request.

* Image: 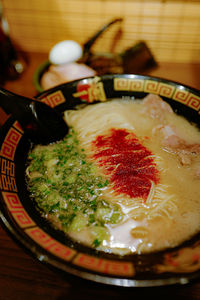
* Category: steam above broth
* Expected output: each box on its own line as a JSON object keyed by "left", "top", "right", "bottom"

{"left": 27, "top": 95, "right": 200, "bottom": 254}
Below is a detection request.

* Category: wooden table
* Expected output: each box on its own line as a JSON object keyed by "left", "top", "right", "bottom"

{"left": 1, "top": 52, "right": 200, "bottom": 300}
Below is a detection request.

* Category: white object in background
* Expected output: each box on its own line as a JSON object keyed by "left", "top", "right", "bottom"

{"left": 49, "top": 40, "right": 83, "bottom": 65}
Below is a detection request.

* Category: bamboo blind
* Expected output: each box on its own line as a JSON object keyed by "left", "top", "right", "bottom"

{"left": 2, "top": 0, "right": 200, "bottom": 63}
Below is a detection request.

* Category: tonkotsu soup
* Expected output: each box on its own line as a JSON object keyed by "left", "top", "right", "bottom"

{"left": 26, "top": 94, "right": 200, "bottom": 255}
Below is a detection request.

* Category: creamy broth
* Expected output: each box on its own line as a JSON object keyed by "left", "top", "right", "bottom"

{"left": 27, "top": 95, "right": 200, "bottom": 254}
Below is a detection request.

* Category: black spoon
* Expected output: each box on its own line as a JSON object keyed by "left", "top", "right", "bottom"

{"left": 0, "top": 88, "right": 68, "bottom": 144}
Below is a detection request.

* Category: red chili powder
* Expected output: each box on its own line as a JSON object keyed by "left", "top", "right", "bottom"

{"left": 92, "top": 128, "right": 160, "bottom": 201}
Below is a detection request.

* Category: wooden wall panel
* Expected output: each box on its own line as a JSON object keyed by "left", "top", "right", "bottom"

{"left": 2, "top": 0, "right": 200, "bottom": 63}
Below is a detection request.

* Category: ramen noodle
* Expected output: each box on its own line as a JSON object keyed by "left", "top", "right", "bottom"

{"left": 26, "top": 95, "right": 200, "bottom": 254}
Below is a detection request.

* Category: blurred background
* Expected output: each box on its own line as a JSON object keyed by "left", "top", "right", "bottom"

{"left": 2, "top": 0, "right": 200, "bottom": 63}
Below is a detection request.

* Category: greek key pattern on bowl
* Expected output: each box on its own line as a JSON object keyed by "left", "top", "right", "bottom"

{"left": 0, "top": 127, "right": 22, "bottom": 161}
{"left": 25, "top": 227, "right": 76, "bottom": 261}
{"left": 114, "top": 78, "right": 200, "bottom": 112}
{"left": 41, "top": 90, "right": 65, "bottom": 108}
{"left": 2, "top": 191, "right": 35, "bottom": 228}
{"left": 73, "top": 253, "right": 135, "bottom": 276}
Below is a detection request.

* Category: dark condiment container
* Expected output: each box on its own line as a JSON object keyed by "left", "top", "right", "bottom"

{"left": 0, "top": 4, "right": 25, "bottom": 85}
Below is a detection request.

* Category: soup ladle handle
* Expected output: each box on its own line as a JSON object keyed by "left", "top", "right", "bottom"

{"left": 0, "top": 87, "right": 68, "bottom": 144}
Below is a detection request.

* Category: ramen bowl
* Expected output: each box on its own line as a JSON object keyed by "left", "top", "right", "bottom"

{"left": 0, "top": 74, "right": 200, "bottom": 287}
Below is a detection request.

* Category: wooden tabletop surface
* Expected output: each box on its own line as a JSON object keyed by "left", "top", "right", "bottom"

{"left": 1, "top": 52, "right": 200, "bottom": 300}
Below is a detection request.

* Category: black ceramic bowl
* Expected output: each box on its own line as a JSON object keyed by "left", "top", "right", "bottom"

{"left": 0, "top": 74, "right": 200, "bottom": 287}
